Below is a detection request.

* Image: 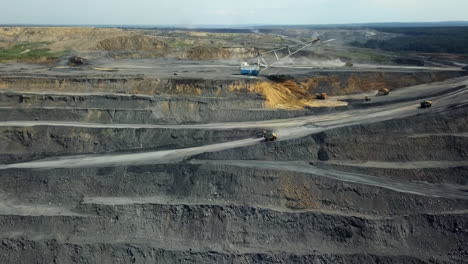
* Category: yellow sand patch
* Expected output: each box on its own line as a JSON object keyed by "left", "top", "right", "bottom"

{"left": 230, "top": 80, "right": 347, "bottom": 110}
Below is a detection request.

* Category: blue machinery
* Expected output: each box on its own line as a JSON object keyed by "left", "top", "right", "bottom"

{"left": 240, "top": 62, "right": 260, "bottom": 76}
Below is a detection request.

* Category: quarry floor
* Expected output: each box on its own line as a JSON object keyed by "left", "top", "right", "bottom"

{"left": 0, "top": 63, "right": 467, "bottom": 263}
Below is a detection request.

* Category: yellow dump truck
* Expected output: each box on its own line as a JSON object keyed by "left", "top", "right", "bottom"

{"left": 316, "top": 93, "right": 328, "bottom": 100}
{"left": 257, "top": 130, "right": 278, "bottom": 142}
{"left": 378, "top": 88, "right": 390, "bottom": 96}
{"left": 420, "top": 101, "right": 433, "bottom": 109}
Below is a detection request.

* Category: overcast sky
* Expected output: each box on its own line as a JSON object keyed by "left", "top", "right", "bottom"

{"left": 2, "top": 0, "right": 468, "bottom": 25}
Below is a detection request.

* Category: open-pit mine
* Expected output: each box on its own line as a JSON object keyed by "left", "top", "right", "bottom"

{"left": 0, "top": 26, "right": 467, "bottom": 264}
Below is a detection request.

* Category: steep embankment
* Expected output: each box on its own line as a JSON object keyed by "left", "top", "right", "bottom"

{"left": 96, "top": 35, "right": 168, "bottom": 52}
{"left": 0, "top": 27, "right": 134, "bottom": 51}
{"left": 0, "top": 27, "right": 282, "bottom": 61}
{"left": 0, "top": 71, "right": 463, "bottom": 110}
{"left": 0, "top": 76, "right": 467, "bottom": 263}
{"left": 180, "top": 46, "right": 257, "bottom": 60}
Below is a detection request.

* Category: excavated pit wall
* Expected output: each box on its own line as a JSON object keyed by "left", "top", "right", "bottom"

{"left": 1, "top": 162, "right": 467, "bottom": 264}
{"left": 0, "top": 92, "right": 264, "bottom": 109}
{"left": 196, "top": 106, "right": 468, "bottom": 188}
{"left": 0, "top": 90, "right": 343, "bottom": 124}
{"left": 1, "top": 204, "right": 466, "bottom": 258}
{"left": 0, "top": 241, "right": 441, "bottom": 264}
{"left": 0, "top": 76, "right": 245, "bottom": 96}
{"left": 1, "top": 164, "right": 466, "bottom": 214}
{"left": 199, "top": 132, "right": 468, "bottom": 162}
{"left": 1, "top": 72, "right": 468, "bottom": 263}
{"left": 0, "top": 71, "right": 464, "bottom": 96}
{"left": 0, "top": 70, "right": 464, "bottom": 125}
{"left": 292, "top": 70, "right": 466, "bottom": 95}
{"left": 315, "top": 164, "right": 468, "bottom": 185}
{"left": 0, "top": 105, "right": 336, "bottom": 124}
{"left": 198, "top": 107, "right": 468, "bottom": 162}
{"left": 0, "top": 126, "right": 257, "bottom": 163}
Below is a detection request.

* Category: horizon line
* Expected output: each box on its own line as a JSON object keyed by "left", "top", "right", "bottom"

{"left": 1, "top": 20, "right": 468, "bottom": 28}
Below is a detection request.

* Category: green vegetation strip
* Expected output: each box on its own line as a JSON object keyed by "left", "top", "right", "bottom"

{"left": 0, "top": 42, "right": 65, "bottom": 62}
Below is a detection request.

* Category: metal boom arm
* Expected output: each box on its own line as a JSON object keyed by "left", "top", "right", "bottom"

{"left": 260, "top": 38, "right": 322, "bottom": 72}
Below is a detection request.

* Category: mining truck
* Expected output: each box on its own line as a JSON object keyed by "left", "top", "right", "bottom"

{"left": 378, "top": 88, "right": 390, "bottom": 96}
{"left": 257, "top": 130, "right": 278, "bottom": 142}
{"left": 316, "top": 93, "right": 328, "bottom": 100}
{"left": 420, "top": 101, "right": 433, "bottom": 109}
{"left": 68, "top": 56, "right": 88, "bottom": 66}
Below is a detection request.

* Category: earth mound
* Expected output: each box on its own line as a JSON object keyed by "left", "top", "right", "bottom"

{"left": 96, "top": 35, "right": 168, "bottom": 51}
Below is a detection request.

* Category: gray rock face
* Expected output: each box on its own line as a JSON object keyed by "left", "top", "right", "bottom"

{"left": 0, "top": 73, "right": 468, "bottom": 264}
